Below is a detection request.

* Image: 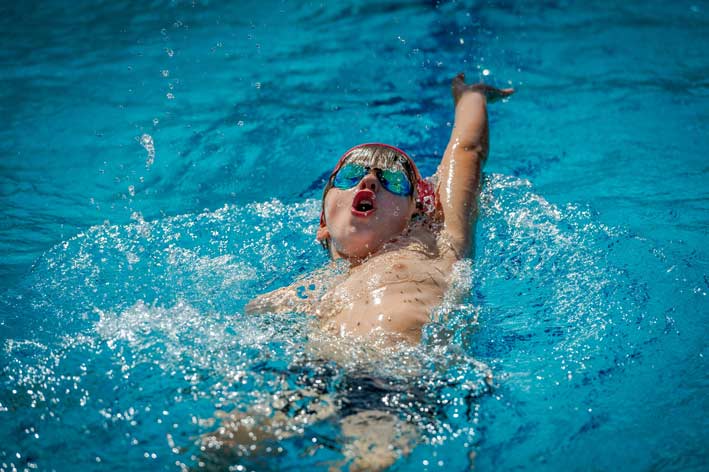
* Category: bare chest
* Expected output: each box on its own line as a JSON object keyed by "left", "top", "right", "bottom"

{"left": 316, "top": 250, "right": 452, "bottom": 342}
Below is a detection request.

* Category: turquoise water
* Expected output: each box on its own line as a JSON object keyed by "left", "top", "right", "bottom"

{"left": 1, "top": 1, "right": 708, "bottom": 470}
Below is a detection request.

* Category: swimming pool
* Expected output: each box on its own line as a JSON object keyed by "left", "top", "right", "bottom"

{"left": 1, "top": 0, "right": 707, "bottom": 470}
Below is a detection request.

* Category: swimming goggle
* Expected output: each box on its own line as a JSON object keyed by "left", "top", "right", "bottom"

{"left": 332, "top": 162, "right": 413, "bottom": 196}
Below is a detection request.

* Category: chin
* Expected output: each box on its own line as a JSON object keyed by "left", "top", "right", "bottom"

{"left": 335, "top": 232, "right": 386, "bottom": 259}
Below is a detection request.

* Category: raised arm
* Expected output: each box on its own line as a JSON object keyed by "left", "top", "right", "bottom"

{"left": 436, "top": 73, "right": 513, "bottom": 256}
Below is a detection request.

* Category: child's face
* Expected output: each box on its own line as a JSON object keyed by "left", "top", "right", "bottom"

{"left": 319, "top": 167, "right": 416, "bottom": 260}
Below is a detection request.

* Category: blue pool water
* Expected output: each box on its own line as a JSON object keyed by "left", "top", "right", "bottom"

{"left": 1, "top": 1, "right": 707, "bottom": 470}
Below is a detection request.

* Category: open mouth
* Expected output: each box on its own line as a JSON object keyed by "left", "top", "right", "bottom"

{"left": 351, "top": 189, "right": 376, "bottom": 217}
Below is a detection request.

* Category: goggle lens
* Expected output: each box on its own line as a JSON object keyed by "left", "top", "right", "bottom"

{"left": 332, "top": 163, "right": 412, "bottom": 196}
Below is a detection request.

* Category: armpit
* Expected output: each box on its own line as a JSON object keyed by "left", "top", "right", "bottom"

{"left": 436, "top": 230, "right": 465, "bottom": 260}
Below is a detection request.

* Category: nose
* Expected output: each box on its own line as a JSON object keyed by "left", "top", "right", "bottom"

{"left": 358, "top": 169, "right": 378, "bottom": 191}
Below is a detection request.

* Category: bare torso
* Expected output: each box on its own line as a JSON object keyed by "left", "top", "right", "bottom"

{"left": 246, "top": 217, "right": 459, "bottom": 345}
{"left": 315, "top": 218, "right": 457, "bottom": 343}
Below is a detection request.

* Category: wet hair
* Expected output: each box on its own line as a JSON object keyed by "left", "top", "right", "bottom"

{"left": 319, "top": 144, "right": 418, "bottom": 255}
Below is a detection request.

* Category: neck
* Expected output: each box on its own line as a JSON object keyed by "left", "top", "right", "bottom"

{"left": 330, "top": 246, "right": 376, "bottom": 268}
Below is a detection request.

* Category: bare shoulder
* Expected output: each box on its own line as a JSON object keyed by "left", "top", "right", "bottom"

{"left": 244, "top": 283, "right": 305, "bottom": 314}
{"left": 245, "top": 265, "right": 343, "bottom": 315}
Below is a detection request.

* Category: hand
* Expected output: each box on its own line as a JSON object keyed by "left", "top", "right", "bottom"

{"left": 452, "top": 72, "right": 514, "bottom": 105}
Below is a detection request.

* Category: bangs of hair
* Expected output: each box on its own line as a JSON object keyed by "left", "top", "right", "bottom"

{"left": 345, "top": 144, "right": 410, "bottom": 170}
{"left": 324, "top": 145, "right": 417, "bottom": 196}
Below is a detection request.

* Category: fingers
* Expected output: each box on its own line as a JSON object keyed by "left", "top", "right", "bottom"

{"left": 452, "top": 73, "right": 514, "bottom": 103}
{"left": 487, "top": 87, "right": 514, "bottom": 103}
{"left": 478, "top": 84, "right": 515, "bottom": 102}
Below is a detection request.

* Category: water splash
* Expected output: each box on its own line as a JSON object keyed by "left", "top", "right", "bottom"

{"left": 0, "top": 177, "right": 682, "bottom": 470}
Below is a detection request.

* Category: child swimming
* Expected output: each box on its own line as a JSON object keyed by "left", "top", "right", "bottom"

{"left": 200, "top": 73, "right": 513, "bottom": 471}
{"left": 245, "top": 73, "right": 513, "bottom": 345}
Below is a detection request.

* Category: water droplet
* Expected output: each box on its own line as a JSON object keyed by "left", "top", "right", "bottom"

{"left": 166, "top": 92, "right": 175, "bottom": 100}
{"left": 165, "top": 48, "right": 174, "bottom": 57}
{"left": 482, "top": 69, "right": 490, "bottom": 76}
{"left": 139, "top": 134, "right": 155, "bottom": 168}
{"left": 237, "top": 120, "right": 244, "bottom": 127}
{"left": 126, "top": 252, "right": 139, "bottom": 265}
{"left": 128, "top": 185, "right": 135, "bottom": 197}
{"left": 161, "top": 69, "right": 170, "bottom": 77}
{"left": 459, "top": 38, "right": 464, "bottom": 45}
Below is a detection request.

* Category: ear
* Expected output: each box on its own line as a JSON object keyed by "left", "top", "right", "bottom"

{"left": 316, "top": 225, "right": 330, "bottom": 241}
{"left": 411, "top": 191, "right": 421, "bottom": 217}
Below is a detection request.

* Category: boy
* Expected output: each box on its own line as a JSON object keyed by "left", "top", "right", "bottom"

{"left": 245, "top": 73, "right": 512, "bottom": 345}
{"left": 203, "top": 73, "right": 513, "bottom": 471}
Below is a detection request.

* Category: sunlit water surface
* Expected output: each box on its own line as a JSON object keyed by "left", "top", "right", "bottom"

{"left": 1, "top": 1, "right": 707, "bottom": 471}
